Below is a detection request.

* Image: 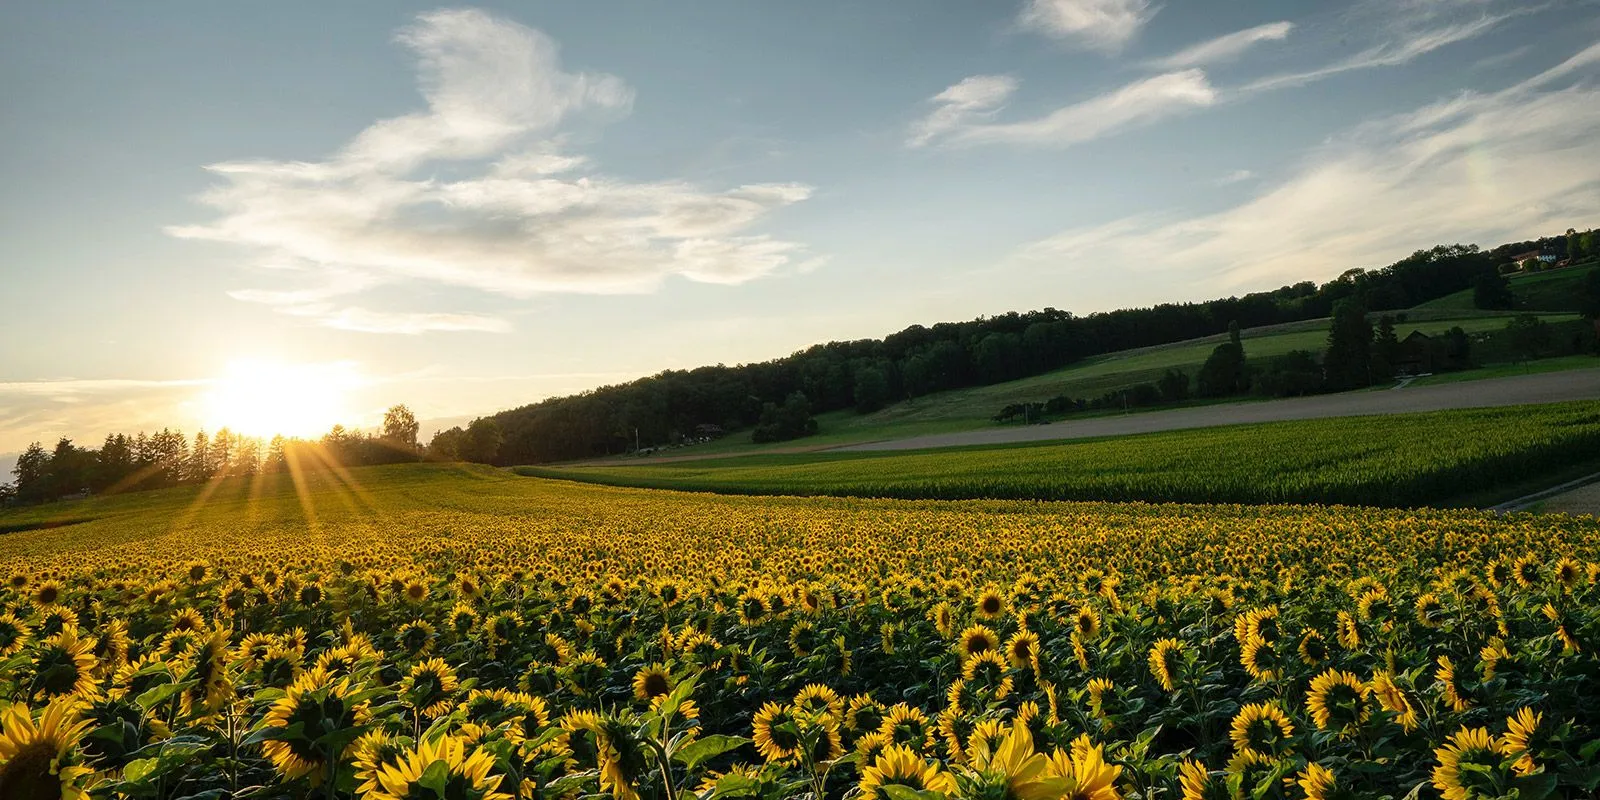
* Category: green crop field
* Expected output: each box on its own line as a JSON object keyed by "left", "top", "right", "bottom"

{"left": 525, "top": 400, "right": 1600, "bottom": 508}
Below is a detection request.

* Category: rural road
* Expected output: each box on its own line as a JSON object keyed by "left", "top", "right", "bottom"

{"left": 834, "top": 367, "right": 1600, "bottom": 452}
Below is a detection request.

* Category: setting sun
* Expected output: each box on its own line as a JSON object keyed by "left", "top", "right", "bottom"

{"left": 201, "top": 360, "right": 361, "bottom": 438}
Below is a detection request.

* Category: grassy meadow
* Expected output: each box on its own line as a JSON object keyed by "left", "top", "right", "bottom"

{"left": 1415, "top": 263, "right": 1600, "bottom": 312}
{"left": 525, "top": 400, "right": 1600, "bottom": 508}
{"left": 2, "top": 464, "right": 1600, "bottom": 798}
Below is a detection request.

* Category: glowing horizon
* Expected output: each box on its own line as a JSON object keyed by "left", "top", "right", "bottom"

{"left": 199, "top": 360, "right": 365, "bottom": 440}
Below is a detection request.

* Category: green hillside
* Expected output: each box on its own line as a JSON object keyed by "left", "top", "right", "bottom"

{"left": 612, "top": 310, "right": 1584, "bottom": 460}
{"left": 1415, "top": 261, "right": 1600, "bottom": 311}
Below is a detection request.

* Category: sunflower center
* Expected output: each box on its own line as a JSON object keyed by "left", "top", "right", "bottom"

{"left": 0, "top": 740, "right": 64, "bottom": 800}
{"left": 643, "top": 673, "right": 670, "bottom": 698}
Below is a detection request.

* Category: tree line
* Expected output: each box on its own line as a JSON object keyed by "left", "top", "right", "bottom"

{"left": 483, "top": 235, "right": 1590, "bottom": 464}
{"left": 3, "top": 405, "right": 430, "bottom": 506}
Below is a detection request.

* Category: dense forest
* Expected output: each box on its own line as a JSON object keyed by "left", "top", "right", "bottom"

{"left": 479, "top": 230, "right": 1595, "bottom": 464}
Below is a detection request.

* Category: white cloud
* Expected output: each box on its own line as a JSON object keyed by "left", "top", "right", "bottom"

{"left": 1243, "top": 11, "right": 1520, "bottom": 93}
{"left": 907, "top": 75, "right": 1019, "bottom": 147}
{"left": 1017, "top": 0, "right": 1157, "bottom": 51}
{"left": 169, "top": 9, "right": 814, "bottom": 333}
{"left": 1216, "top": 169, "right": 1256, "bottom": 185}
{"left": 1017, "top": 42, "right": 1600, "bottom": 297}
{"left": 912, "top": 69, "right": 1216, "bottom": 149}
{"left": 1148, "top": 21, "right": 1293, "bottom": 70}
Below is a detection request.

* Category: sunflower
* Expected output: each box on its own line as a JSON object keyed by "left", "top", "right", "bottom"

{"left": 963, "top": 719, "right": 1009, "bottom": 766}
{"left": 1005, "top": 630, "right": 1041, "bottom": 671}
{"left": 1070, "top": 632, "right": 1090, "bottom": 671}
{"left": 256, "top": 644, "right": 304, "bottom": 689}
{"left": 1500, "top": 708, "right": 1543, "bottom": 776}
{"left": 1435, "top": 656, "right": 1472, "bottom": 712}
{"left": 1045, "top": 734, "right": 1121, "bottom": 800}
{"left": 752, "top": 702, "right": 802, "bottom": 763}
{"left": 1073, "top": 607, "right": 1102, "bottom": 640}
{"left": 1541, "top": 603, "right": 1582, "bottom": 652}
{"left": 0, "top": 612, "right": 31, "bottom": 657}
{"left": 847, "top": 694, "right": 887, "bottom": 736}
{"left": 962, "top": 650, "right": 1013, "bottom": 700}
{"left": 976, "top": 588, "right": 1006, "bottom": 620}
{"left": 31, "top": 581, "right": 64, "bottom": 607}
{"left": 1513, "top": 554, "right": 1541, "bottom": 588}
{"left": 165, "top": 605, "right": 206, "bottom": 633}
{"left": 351, "top": 730, "right": 408, "bottom": 796}
{"left": 1335, "top": 611, "right": 1360, "bottom": 649}
{"left": 1414, "top": 593, "right": 1445, "bottom": 628}
{"left": 400, "top": 658, "right": 460, "bottom": 719}
{"left": 958, "top": 625, "right": 1000, "bottom": 659}
{"left": 0, "top": 698, "right": 94, "bottom": 800}
{"left": 368, "top": 734, "right": 510, "bottom": 800}
{"left": 620, "top": 663, "right": 671, "bottom": 703}
{"left": 1229, "top": 703, "right": 1294, "bottom": 758}
{"left": 1239, "top": 635, "right": 1278, "bottom": 682}
{"left": 931, "top": 602, "right": 956, "bottom": 639}
{"left": 1370, "top": 671, "right": 1418, "bottom": 733}
{"left": 1242, "top": 606, "right": 1280, "bottom": 644}
{"left": 1554, "top": 558, "right": 1583, "bottom": 591}
{"left": 1086, "top": 678, "right": 1115, "bottom": 721}
{"left": 965, "top": 720, "right": 1055, "bottom": 800}
{"left": 1297, "top": 629, "right": 1328, "bottom": 666}
{"left": 395, "top": 619, "right": 435, "bottom": 657}
{"left": 260, "top": 668, "right": 364, "bottom": 781}
{"left": 738, "top": 591, "right": 769, "bottom": 625}
{"left": 1178, "top": 760, "right": 1227, "bottom": 800}
{"left": 563, "top": 710, "right": 649, "bottom": 800}
{"left": 1305, "top": 669, "right": 1370, "bottom": 736}
{"left": 858, "top": 744, "right": 957, "bottom": 799}
{"left": 788, "top": 620, "right": 817, "bottom": 657}
{"left": 856, "top": 731, "right": 892, "bottom": 766}
{"left": 879, "top": 703, "right": 932, "bottom": 752}
{"left": 1148, "top": 638, "right": 1184, "bottom": 692}
{"left": 1432, "top": 726, "right": 1501, "bottom": 800}
{"left": 444, "top": 603, "right": 479, "bottom": 638}
{"left": 30, "top": 627, "right": 99, "bottom": 702}
{"left": 794, "top": 683, "right": 844, "bottom": 721}
{"left": 34, "top": 606, "right": 77, "bottom": 639}
{"left": 179, "top": 629, "right": 234, "bottom": 718}
{"left": 804, "top": 717, "right": 845, "bottom": 765}
{"left": 1297, "top": 763, "right": 1339, "bottom": 800}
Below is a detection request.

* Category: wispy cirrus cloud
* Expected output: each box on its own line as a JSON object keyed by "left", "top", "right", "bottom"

{"left": 910, "top": 69, "right": 1216, "bottom": 149}
{"left": 1241, "top": 6, "right": 1529, "bottom": 92}
{"left": 1016, "top": 0, "right": 1157, "bottom": 51}
{"left": 1016, "top": 42, "right": 1600, "bottom": 301}
{"left": 1147, "top": 21, "right": 1293, "bottom": 70}
{"left": 169, "top": 9, "right": 814, "bottom": 334}
{"left": 906, "top": 75, "right": 1020, "bottom": 148}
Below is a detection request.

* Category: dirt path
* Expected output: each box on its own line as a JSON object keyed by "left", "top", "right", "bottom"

{"left": 833, "top": 367, "right": 1600, "bottom": 452}
{"left": 1532, "top": 482, "right": 1600, "bottom": 517}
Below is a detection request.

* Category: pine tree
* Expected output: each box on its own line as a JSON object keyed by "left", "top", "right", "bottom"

{"left": 1324, "top": 299, "right": 1374, "bottom": 390}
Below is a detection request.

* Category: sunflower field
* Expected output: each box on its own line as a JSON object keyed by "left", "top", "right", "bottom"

{"left": 0, "top": 465, "right": 1597, "bottom": 799}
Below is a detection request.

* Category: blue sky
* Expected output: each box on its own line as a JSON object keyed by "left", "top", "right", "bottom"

{"left": 3, "top": 0, "right": 1600, "bottom": 465}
